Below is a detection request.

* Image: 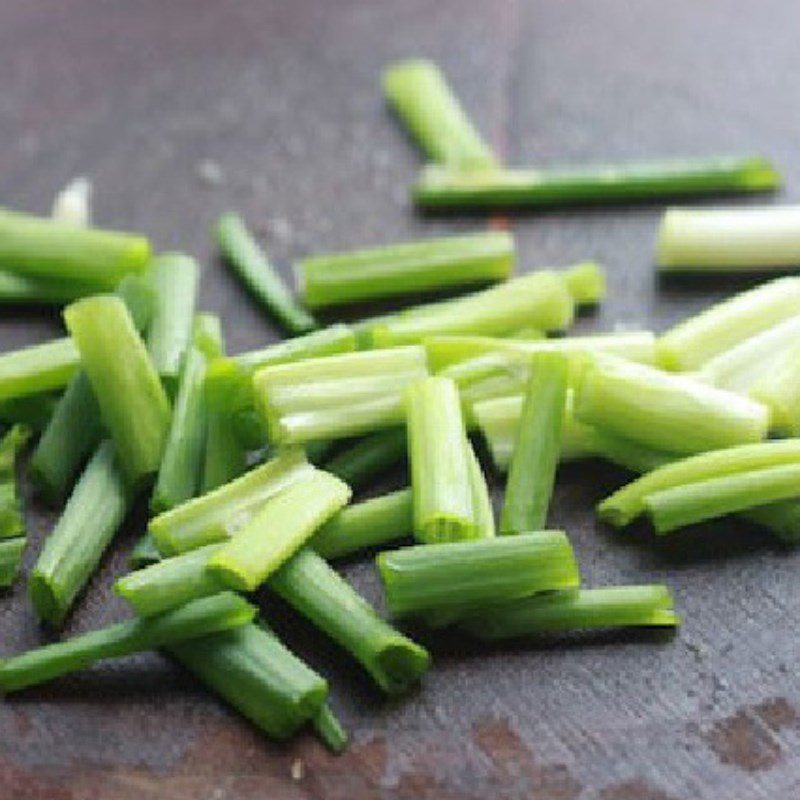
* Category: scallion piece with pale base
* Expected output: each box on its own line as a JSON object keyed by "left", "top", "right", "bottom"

{"left": 216, "top": 212, "right": 317, "bottom": 335}
{"left": 459, "top": 586, "right": 679, "bottom": 639}
{"left": 382, "top": 59, "right": 498, "bottom": 169}
{"left": 748, "top": 344, "right": 800, "bottom": 436}
{"left": 500, "top": 353, "right": 568, "bottom": 534}
{"left": 296, "top": 231, "right": 514, "bottom": 309}
{"left": 254, "top": 346, "right": 428, "bottom": 445}
{"left": 233, "top": 324, "right": 355, "bottom": 371}
{"left": 574, "top": 356, "right": 769, "bottom": 455}
{"left": 323, "top": 429, "right": 408, "bottom": 492}
{"left": 65, "top": 295, "right": 172, "bottom": 491}
{"left": 657, "top": 276, "right": 800, "bottom": 371}
{"left": 207, "top": 469, "right": 351, "bottom": 592}
{"left": 377, "top": 531, "right": 579, "bottom": 618}
{"left": 0, "top": 207, "right": 150, "bottom": 288}
{"left": 657, "top": 205, "right": 800, "bottom": 271}
{"left": 29, "top": 441, "right": 131, "bottom": 626}
{"left": 0, "top": 538, "right": 25, "bottom": 588}
{"left": 149, "top": 448, "right": 314, "bottom": 555}
{"left": 0, "top": 592, "right": 255, "bottom": 693}
{"left": 414, "top": 157, "right": 779, "bottom": 209}
{"left": 0, "top": 338, "right": 79, "bottom": 403}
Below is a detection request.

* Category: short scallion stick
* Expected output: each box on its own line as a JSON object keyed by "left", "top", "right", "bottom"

{"left": 64, "top": 295, "right": 172, "bottom": 491}
{"left": 749, "top": 344, "right": 800, "bottom": 436}
{"left": 563, "top": 262, "right": 607, "bottom": 305}
{"left": 466, "top": 441, "right": 496, "bottom": 539}
{"left": 0, "top": 592, "right": 255, "bottom": 693}
{"left": 383, "top": 59, "right": 498, "bottom": 169}
{"left": 0, "top": 424, "right": 31, "bottom": 482}
{"left": 500, "top": 352, "right": 568, "bottom": 534}
{"left": 217, "top": 212, "right": 317, "bottom": 335}
{"left": 192, "top": 313, "right": 225, "bottom": 360}
{"left": 0, "top": 483, "right": 23, "bottom": 539}
{"left": 0, "top": 338, "right": 79, "bottom": 403}
{"left": 377, "top": 531, "right": 579, "bottom": 618}
{"left": 323, "top": 429, "right": 408, "bottom": 492}
{"left": 234, "top": 324, "right": 355, "bottom": 371}
{"left": 296, "top": 231, "right": 513, "bottom": 309}
{"left": 414, "top": 157, "right": 779, "bottom": 209}
{"left": 0, "top": 538, "right": 25, "bottom": 588}
{"left": 314, "top": 704, "right": 348, "bottom": 753}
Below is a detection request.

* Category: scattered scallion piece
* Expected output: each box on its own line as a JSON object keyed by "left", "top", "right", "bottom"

{"left": 233, "top": 324, "right": 355, "bottom": 371}
{"left": 0, "top": 538, "right": 25, "bottom": 588}
{"left": 146, "top": 253, "right": 200, "bottom": 393}
{"left": 313, "top": 704, "right": 348, "bottom": 753}
{"left": 270, "top": 548, "right": 430, "bottom": 694}
{"left": 0, "top": 424, "right": 31, "bottom": 482}
{"left": 0, "top": 483, "right": 23, "bottom": 539}
{"left": 563, "top": 262, "right": 607, "bottom": 305}
{"left": 296, "top": 231, "right": 514, "bottom": 309}
{"left": 216, "top": 212, "right": 317, "bottom": 335}
{"left": 657, "top": 276, "right": 800, "bottom": 371}
{"left": 500, "top": 352, "right": 568, "bottom": 534}
{"left": 748, "top": 344, "right": 800, "bottom": 436}
{"left": 192, "top": 313, "right": 225, "bottom": 360}
{"left": 0, "top": 426, "right": 30, "bottom": 541}
{"left": 29, "top": 441, "right": 131, "bottom": 625}
{"left": 207, "top": 470, "right": 351, "bottom": 592}
{"left": 0, "top": 207, "right": 151, "bottom": 288}
{"left": 377, "top": 531, "right": 579, "bottom": 618}
{"left": 414, "top": 157, "right": 779, "bottom": 209}
{"left": 459, "top": 586, "right": 679, "bottom": 639}
{"left": 574, "top": 356, "right": 769, "bottom": 455}
{"left": 657, "top": 205, "right": 800, "bottom": 271}
{"left": 64, "top": 295, "right": 172, "bottom": 491}
{"left": 0, "top": 272, "right": 100, "bottom": 305}
{"left": 0, "top": 338, "right": 79, "bottom": 403}
{"left": 323, "top": 428, "right": 408, "bottom": 491}
{"left": 0, "top": 592, "right": 255, "bottom": 693}
{"left": 51, "top": 176, "right": 92, "bottom": 227}
{"left": 466, "top": 441, "right": 496, "bottom": 539}
{"left": 382, "top": 59, "right": 498, "bottom": 169}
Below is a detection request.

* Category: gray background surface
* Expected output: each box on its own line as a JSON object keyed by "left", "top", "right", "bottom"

{"left": 1, "top": 1, "right": 799, "bottom": 798}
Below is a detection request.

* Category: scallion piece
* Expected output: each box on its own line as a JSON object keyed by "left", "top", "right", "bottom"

{"left": 466, "top": 441, "right": 496, "bottom": 539}
{"left": 314, "top": 704, "right": 348, "bottom": 753}
{"left": 0, "top": 592, "right": 254, "bottom": 693}
{"left": 563, "top": 262, "right": 607, "bottom": 305}
{"left": 51, "top": 176, "right": 92, "bottom": 227}
{"left": 312, "top": 488, "right": 413, "bottom": 560}
{"left": 192, "top": 313, "right": 225, "bottom": 360}
{"left": 500, "top": 353, "right": 568, "bottom": 534}
{"left": 216, "top": 212, "right": 317, "bottom": 335}
{"left": 169, "top": 622, "right": 328, "bottom": 741}
{"left": 146, "top": 253, "right": 200, "bottom": 393}
{"left": 234, "top": 324, "right": 355, "bottom": 371}
{"left": 0, "top": 538, "right": 25, "bottom": 588}
{"left": 149, "top": 448, "right": 314, "bottom": 555}
{"left": 0, "top": 424, "right": 31, "bottom": 482}
{"left": 0, "top": 483, "right": 23, "bottom": 539}
{"left": 207, "top": 470, "right": 351, "bottom": 592}
{"left": 574, "top": 356, "right": 769, "bottom": 455}
{"left": 414, "top": 157, "right": 779, "bottom": 209}
{"left": 0, "top": 272, "right": 100, "bottom": 305}
{"left": 254, "top": 346, "right": 428, "bottom": 445}
{"left": 382, "top": 59, "right": 498, "bottom": 169}
{"left": 377, "top": 531, "right": 579, "bottom": 618}
{"left": 657, "top": 276, "right": 800, "bottom": 371}
{"left": 270, "top": 548, "right": 430, "bottom": 694}
{"left": 323, "top": 429, "right": 408, "bottom": 491}
{"left": 748, "top": 344, "right": 800, "bottom": 436}
{"left": 0, "top": 338, "right": 79, "bottom": 403}
{"left": 0, "top": 207, "right": 150, "bottom": 288}
{"left": 296, "top": 231, "right": 513, "bottom": 310}
{"left": 64, "top": 295, "right": 172, "bottom": 491}
{"left": 459, "top": 586, "right": 679, "bottom": 639}
{"left": 657, "top": 205, "right": 800, "bottom": 271}
{"left": 29, "top": 441, "right": 131, "bottom": 625}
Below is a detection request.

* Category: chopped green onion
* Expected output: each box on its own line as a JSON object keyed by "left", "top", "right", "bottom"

{"left": 563, "top": 262, "right": 607, "bottom": 305}
{"left": 414, "top": 157, "right": 779, "bottom": 208}
{"left": 0, "top": 393, "right": 57, "bottom": 432}
{"left": 169, "top": 622, "right": 328, "bottom": 741}
{"left": 129, "top": 533, "right": 162, "bottom": 569}
{"left": 234, "top": 324, "right": 355, "bottom": 371}
{"left": 192, "top": 313, "right": 225, "bottom": 360}
{"left": 0, "top": 272, "right": 101, "bottom": 305}
{"left": 0, "top": 483, "right": 23, "bottom": 539}
{"left": 459, "top": 586, "right": 679, "bottom": 639}
{"left": 254, "top": 346, "right": 428, "bottom": 445}
{"left": 382, "top": 59, "right": 498, "bottom": 169}
{"left": 377, "top": 531, "right": 579, "bottom": 617}
{"left": 500, "top": 353, "right": 568, "bottom": 534}
{"left": 657, "top": 276, "right": 800, "bottom": 371}
{"left": 313, "top": 704, "right": 348, "bottom": 753}
{"left": 64, "top": 295, "right": 172, "bottom": 491}
{"left": 749, "top": 344, "right": 800, "bottom": 435}
{"left": 0, "top": 592, "right": 255, "bottom": 693}
{"left": 146, "top": 253, "right": 200, "bottom": 393}
{"left": 296, "top": 231, "right": 514, "bottom": 309}
{"left": 216, "top": 212, "right": 317, "bottom": 335}
{"left": 0, "top": 538, "right": 25, "bottom": 588}
{"left": 207, "top": 470, "right": 351, "bottom": 592}
{"left": 270, "top": 548, "right": 430, "bottom": 694}
{"left": 151, "top": 347, "right": 208, "bottom": 513}
{"left": 323, "top": 429, "right": 408, "bottom": 491}
{"left": 0, "top": 424, "right": 31, "bottom": 482}
{"left": 370, "top": 272, "right": 575, "bottom": 346}
{"left": 406, "top": 377, "right": 479, "bottom": 543}
{"left": 574, "top": 356, "right": 769, "bottom": 455}
{"left": 466, "top": 441, "right": 496, "bottom": 538}
{"left": 0, "top": 338, "right": 79, "bottom": 403}
{"left": 149, "top": 448, "right": 314, "bottom": 555}
{"left": 657, "top": 205, "right": 800, "bottom": 271}
{"left": 29, "top": 441, "right": 131, "bottom": 625}
{"left": 312, "top": 488, "right": 413, "bottom": 560}
{"left": 0, "top": 207, "right": 151, "bottom": 288}
{"left": 51, "top": 176, "right": 92, "bottom": 227}
{"left": 645, "top": 463, "right": 800, "bottom": 534}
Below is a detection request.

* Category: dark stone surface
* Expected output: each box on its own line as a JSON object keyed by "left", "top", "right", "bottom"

{"left": 2, "top": 1, "right": 800, "bottom": 797}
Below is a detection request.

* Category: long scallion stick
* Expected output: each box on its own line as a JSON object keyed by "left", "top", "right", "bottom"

{"left": 323, "top": 429, "right": 408, "bottom": 491}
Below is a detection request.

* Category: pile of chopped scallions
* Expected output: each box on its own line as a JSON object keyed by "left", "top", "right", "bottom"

{"left": 1, "top": 58, "right": 797, "bottom": 754}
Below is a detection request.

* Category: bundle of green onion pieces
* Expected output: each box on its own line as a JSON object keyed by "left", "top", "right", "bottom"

{"left": 0, "top": 58, "right": 796, "bottom": 755}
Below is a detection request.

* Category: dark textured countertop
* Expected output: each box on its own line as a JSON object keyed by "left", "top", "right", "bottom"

{"left": 2, "top": 1, "right": 800, "bottom": 798}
